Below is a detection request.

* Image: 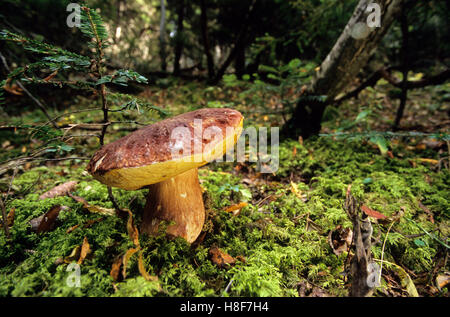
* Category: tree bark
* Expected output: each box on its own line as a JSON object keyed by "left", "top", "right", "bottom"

{"left": 283, "top": 0, "right": 402, "bottom": 139}
{"left": 200, "top": 0, "right": 215, "bottom": 80}
{"left": 393, "top": 3, "right": 409, "bottom": 130}
{"left": 173, "top": 0, "right": 185, "bottom": 76}
{"left": 211, "top": 0, "right": 256, "bottom": 84}
{"left": 159, "top": 0, "right": 167, "bottom": 72}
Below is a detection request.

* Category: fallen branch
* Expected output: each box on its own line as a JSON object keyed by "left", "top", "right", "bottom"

{"left": 334, "top": 67, "right": 450, "bottom": 105}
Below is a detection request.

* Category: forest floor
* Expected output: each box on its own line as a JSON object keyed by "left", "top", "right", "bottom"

{"left": 0, "top": 77, "right": 449, "bottom": 297}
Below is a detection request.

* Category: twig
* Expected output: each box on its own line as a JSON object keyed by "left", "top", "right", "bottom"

{"left": 379, "top": 220, "right": 397, "bottom": 288}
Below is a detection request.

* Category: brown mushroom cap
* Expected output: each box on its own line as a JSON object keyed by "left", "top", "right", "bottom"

{"left": 87, "top": 108, "right": 243, "bottom": 190}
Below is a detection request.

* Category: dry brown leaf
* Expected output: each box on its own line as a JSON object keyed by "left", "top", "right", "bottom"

{"left": 224, "top": 202, "right": 248, "bottom": 214}
{"left": 361, "top": 205, "right": 387, "bottom": 220}
{"left": 436, "top": 273, "right": 450, "bottom": 290}
{"left": 125, "top": 209, "right": 140, "bottom": 247}
{"left": 418, "top": 202, "right": 434, "bottom": 224}
{"left": 39, "top": 181, "right": 78, "bottom": 200}
{"left": 77, "top": 237, "right": 90, "bottom": 265}
{"left": 84, "top": 217, "right": 104, "bottom": 228}
{"left": 110, "top": 256, "right": 123, "bottom": 281}
{"left": 30, "top": 205, "right": 63, "bottom": 234}
{"left": 6, "top": 208, "right": 15, "bottom": 227}
{"left": 122, "top": 248, "right": 139, "bottom": 279}
{"left": 64, "top": 245, "right": 81, "bottom": 263}
{"left": 138, "top": 250, "right": 158, "bottom": 282}
{"left": 209, "top": 246, "right": 236, "bottom": 269}
{"left": 66, "top": 224, "right": 80, "bottom": 234}
{"left": 328, "top": 225, "right": 353, "bottom": 256}
{"left": 68, "top": 193, "right": 115, "bottom": 216}
{"left": 417, "top": 158, "right": 439, "bottom": 165}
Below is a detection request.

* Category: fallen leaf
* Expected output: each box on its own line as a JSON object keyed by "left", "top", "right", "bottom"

{"left": 30, "top": 205, "right": 64, "bottom": 234}
{"left": 122, "top": 248, "right": 139, "bottom": 279}
{"left": 328, "top": 225, "right": 353, "bottom": 256}
{"left": 224, "top": 202, "right": 248, "bottom": 215}
{"left": 138, "top": 250, "right": 158, "bottom": 282}
{"left": 361, "top": 205, "right": 387, "bottom": 220}
{"left": 84, "top": 217, "right": 104, "bottom": 228}
{"left": 209, "top": 246, "right": 236, "bottom": 269}
{"left": 110, "top": 256, "right": 123, "bottom": 281}
{"left": 64, "top": 245, "right": 81, "bottom": 263}
{"left": 415, "top": 143, "right": 426, "bottom": 150}
{"left": 39, "top": 181, "right": 78, "bottom": 200}
{"left": 290, "top": 181, "right": 307, "bottom": 201}
{"left": 436, "top": 273, "right": 450, "bottom": 290}
{"left": 417, "top": 158, "right": 439, "bottom": 165}
{"left": 388, "top": 262, "right": 419, "bottom": 297}
{"left": 77, "top": 237, "right": 90, "bottom": 265}
{"left": 66, "top": 224, "right": 80, "bottom": 233}
{"left": 125, "top": 209, "right": 140, "bottom": 247}
{"left": 68, "top": 193, "right": 115, "bottom": 216}
{"left": 418, "top": 202, "right": 434, "bottom": 224}
{"left": 6, "top": 208, "right": 15, "bottom": 227}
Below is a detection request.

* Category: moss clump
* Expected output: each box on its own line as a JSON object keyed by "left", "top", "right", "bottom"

{"left": 0, "top": 135, "right": 448, "bottom": 297}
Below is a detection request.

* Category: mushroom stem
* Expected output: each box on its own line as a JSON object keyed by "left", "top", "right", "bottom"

{"left": 141, "top": 168, "right": 205, "bottom": 243}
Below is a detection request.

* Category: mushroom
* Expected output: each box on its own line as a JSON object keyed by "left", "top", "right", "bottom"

{"left": 87, "top": 108, "right": 243, "bottom": 243}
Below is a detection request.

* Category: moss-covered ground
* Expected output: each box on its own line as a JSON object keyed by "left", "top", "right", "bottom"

{"left": 0, "top": 79, "right": 449, "bottom": 297}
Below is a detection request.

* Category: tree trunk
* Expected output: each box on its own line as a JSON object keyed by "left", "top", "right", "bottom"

{"left": 173, "top": 0, "right": 185, "bottom": 76}
{"left": 393, "top": 2, "right": 409, "bottom": 130}
{"left": 283, "top": 0, "right": 402, "bottom": 139}
{"left": 211, "top": 0, "right": 256, "bottom": 84}
{"left": 200, "top": 0, "right": 215, "bottom": 80}
{"left": 159, "top": 0, "right": 167, "bottom": 72}
{"left": 234, "top": 45, "right": 246, "bottom": 79}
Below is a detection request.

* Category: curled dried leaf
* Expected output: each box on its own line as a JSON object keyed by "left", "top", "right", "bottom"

{"left": 361, "top": 205, "right": 387, "bottom": 220}
{"left": 110, "top": 256, "right": 123, "bottom": 282}
{"left": 77, "top": 237, "right": 91, "bottom": 265}
{"left": 64, "top": 245, "right": 81, "bottom": 263}
{"left": 209, "top": 246, "right": 236, "bottom": 269}
{"left": 138, "top": 250, "right": 158, "bottom": 282}
{"left": 7, "top": 208, "right": 15, "bottom": 227}
{"left": 122, "top": 248, "right": 139, "bottom": 279}
{"left": 68, "top": 192, "right": 115, "bottom": 216}
{"left": 125, "top": 209, "right": 140, "bottom": 247}
{"left": 30, "top": 205, "right": 63, "bottom": 234}
{"left": 39, "top": 181, "right": 78, "bottom": 200}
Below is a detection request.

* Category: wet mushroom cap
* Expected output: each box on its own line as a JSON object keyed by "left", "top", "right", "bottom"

{"left": 87, "top": 108, "right": 243, "bottom": 190}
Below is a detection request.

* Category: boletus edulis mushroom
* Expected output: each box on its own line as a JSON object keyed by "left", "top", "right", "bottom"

{"left": 87, "top": 108, "right": 243, "bottom": 243}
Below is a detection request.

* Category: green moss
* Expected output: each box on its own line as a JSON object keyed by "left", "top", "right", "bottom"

{"left": 1, "top": 133, "right": 448, "bottom": 297}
